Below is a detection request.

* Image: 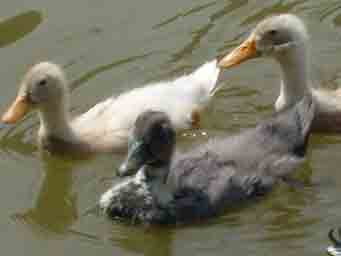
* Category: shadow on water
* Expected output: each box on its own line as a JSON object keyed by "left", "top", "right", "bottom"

{"left": 11, "top": 154, "right": 78, "bottom": 237}
{"left": 0, "top": 10, "right": 42, "bottom": 48}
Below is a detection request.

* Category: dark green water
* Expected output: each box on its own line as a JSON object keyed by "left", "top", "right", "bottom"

{"left": 0, "top": 0, "right": 341, "bottom": 255}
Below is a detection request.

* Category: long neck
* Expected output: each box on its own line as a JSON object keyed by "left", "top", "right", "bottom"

{"left": 38, "top": 95, "right": 75, "bottom": 141}
{"left": 275, "top": 44, "right": 312, "bottom": 111}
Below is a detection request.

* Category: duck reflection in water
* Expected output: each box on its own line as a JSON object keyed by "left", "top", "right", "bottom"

{"left": 107, "top": 223, "right": 174, "bottom": 256}
{"left": 100, "top": 96, "right": 315, "bottom": 225}
{"left": 12, "top": 155, "right": 77, "bottom": 236}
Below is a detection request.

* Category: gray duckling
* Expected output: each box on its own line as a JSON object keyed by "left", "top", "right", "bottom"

{"left": 100, "top": 96, "right": 315, "bottom": 225}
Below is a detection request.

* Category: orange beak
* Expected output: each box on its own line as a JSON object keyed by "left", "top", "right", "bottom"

{"left": 218, "top": 34, "right": 258, "bottom": 68}
{"left": 2, "top": 94, "right": 31, "bottom": 124}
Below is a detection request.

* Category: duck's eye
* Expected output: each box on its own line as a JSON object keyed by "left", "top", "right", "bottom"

{"left": 38, "top": 79, "right": 47, "bottom": 87}
{"left": 269, "top": 30, "right": 278, "bottom": 36}
{"left": 156, "top": 125, "right": 169, "bottom": 142}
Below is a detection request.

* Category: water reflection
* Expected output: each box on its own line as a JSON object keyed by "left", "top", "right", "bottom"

{"left": 0, "top": 126, "right": 36, "bottom": 157}
{"left": 12, "top": 155, "right": 78, "bottom": 237}
{"left": 0, "top": 10, "right": 42, "bottom": 48}
{"left": 258, "top": 161, "right": 321, "bottom": 247}
{"left": 109, "top": 224, "right": 174, "bottom": 256}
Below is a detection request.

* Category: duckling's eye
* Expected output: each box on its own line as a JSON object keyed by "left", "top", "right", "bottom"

{"left": 38, "top": 79, "right": 47, "bottom": 87}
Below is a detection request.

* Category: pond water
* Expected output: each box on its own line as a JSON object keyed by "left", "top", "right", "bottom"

{"left": 0, "top": 0, "right": 341, "bottom": 255}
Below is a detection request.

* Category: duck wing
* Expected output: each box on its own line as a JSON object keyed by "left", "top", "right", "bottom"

{"left": 167, "top": 96, "right": 315, "bottom": 218}
{"left": 71, "top": 60, "right": 220, "bottom": 151}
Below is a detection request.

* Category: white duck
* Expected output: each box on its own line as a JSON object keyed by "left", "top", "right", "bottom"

{"left": 218, "top": 14, "right": 341, "bottom": 133}
{"left": 2, "top": 60, "right": 220, "bottom": 154}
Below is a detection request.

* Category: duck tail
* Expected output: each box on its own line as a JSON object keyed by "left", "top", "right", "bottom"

{"left": 188, "top": 59, "right": 221, "bottom": 97}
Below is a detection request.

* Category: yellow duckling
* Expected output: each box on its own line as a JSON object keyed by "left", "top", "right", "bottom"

{"left": 2, "top": 60, "right": 220, "bottom": 154}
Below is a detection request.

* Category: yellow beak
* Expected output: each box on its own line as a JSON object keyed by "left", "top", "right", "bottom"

{"left": 2, "top": 95, "right": 31, "bottom": 124}
{"left": 218, "top": 34, "right": 258, "bottom": 68}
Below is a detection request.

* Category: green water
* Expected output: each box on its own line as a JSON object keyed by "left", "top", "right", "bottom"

{"left": 0, "top": 0, "right": 341, "bottom": 255}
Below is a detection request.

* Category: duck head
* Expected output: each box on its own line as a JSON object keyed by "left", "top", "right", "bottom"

{"left": 2, "top": 62, "right": 68, "bottom": 124}
{"left": 118, "top": 111, "right": 176, "bottom": 179}
{"left": 218, "top": 14, "right": 309, "bottom": 68}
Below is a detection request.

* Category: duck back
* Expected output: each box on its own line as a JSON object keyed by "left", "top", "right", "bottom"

{"left": 167, "top": 96, "right": 315, "bottom": 220}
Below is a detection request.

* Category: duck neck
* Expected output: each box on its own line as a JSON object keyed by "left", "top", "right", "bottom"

{"left": 275, "top": 45, "right": 311, "bottom": 111}
{"left": 38, "top": 96, "right": 75, "bottom": 142}
{"left": 142, "top": 164, "right": 173, "bottom": 207}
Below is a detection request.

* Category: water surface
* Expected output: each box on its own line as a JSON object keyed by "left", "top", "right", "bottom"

{"left": 0, "top": 1, "right": 341, "bottom": 255}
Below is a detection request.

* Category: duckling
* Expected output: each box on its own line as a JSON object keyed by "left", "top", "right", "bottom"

{"left": 100, "top": 96, "right": 314, "bottom": 224}
{"left": 218, "top": 14, "right": 341, "bottom": 133}
{"left": 1, "top": 61, "right": 220, "bottom": 154}
{"left": 327, "top": 228, "right": 341, "bottom": 256}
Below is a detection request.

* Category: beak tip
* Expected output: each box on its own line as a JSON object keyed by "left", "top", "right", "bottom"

{"left": 1, "top": 114, "right": 13, "bottom": 124}
{"left": 1, "top": 110, "right": 20, "bottom": 124}
{"left": 218, "top": 36, "right": 258, "bottom": 69}
{"left": 0, "top": 96, "right": 31, "bottom": 125}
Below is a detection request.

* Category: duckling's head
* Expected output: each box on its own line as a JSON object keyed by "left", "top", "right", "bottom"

{"left": 118, "top": 111, "right": 176, "bottom": 178}
{"left": 218, "top": 14, "right": 309, "bottom": 68}
{"left": 2, "top": 62, "right": 68, "bottom": 124}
